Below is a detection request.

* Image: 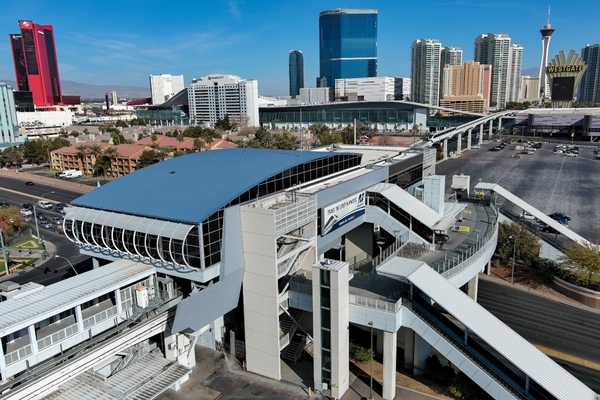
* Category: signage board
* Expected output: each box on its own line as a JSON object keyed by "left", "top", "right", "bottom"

{"left": 322, "top": 192, "right": 366, "bottom": 235}
{"left": 458, "top": 226, "right": 470, "bottom": 232}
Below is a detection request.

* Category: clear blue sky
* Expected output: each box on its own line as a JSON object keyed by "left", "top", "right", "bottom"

{"left": 1, "top": 0, "right": 599, "bottom": 96}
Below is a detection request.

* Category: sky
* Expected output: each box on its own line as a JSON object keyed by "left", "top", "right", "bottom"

{"left": 1, "top": 0, "right": 600, "bottom": 96}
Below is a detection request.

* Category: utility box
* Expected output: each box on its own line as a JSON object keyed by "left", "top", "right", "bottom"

{"left": 135, "top": 286, "right": 149, "bottom": 308}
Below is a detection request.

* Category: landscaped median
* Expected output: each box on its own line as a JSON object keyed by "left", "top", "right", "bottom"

{"left": 0, "top": 237, "right": 43, "bottom": 275}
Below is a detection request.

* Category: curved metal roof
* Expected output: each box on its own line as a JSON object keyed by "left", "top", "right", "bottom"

{"left": 72, "top": 148, "right": 345, "bottom": 225}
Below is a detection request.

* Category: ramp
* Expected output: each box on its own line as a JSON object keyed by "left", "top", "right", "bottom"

{"left": 402, "top": 264, "right": 595, "bottom": 400}
{"left": 475, "top": 182, "right": 588, "bottom": 246}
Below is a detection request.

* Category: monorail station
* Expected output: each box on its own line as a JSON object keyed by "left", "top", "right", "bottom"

{"left": 0, "top": 146, "right": 595, "bottom": 400}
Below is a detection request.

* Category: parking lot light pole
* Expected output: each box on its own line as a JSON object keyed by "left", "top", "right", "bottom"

{"left": 54, "top": 254, "right": 78, "bottom": 275}
{"left": 33, "top": 191, "right": 55, "bottom": 254}
{"left": 509, "top": 235, "right": 516, "bottom": 285}
{"left": 368, "top": 321, "right": 374, "bottom": 400}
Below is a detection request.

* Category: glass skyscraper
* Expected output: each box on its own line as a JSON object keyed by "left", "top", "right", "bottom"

{"left": 289, "top": 50, "right": 304, "bottom": 97}
{"left": 319, "top": 9, "right": 377, "bottom": 88}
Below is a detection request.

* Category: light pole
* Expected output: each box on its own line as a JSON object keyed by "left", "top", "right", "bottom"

{"left": 368, "top": 321, "right": 374, "bottom": 400}
{"left": 509, "top": 235, "right": 516, "bottom": 285}
{"left": 33, "top": 191, "right": 54, "bottom": 256}
{"left": 54, "top": 254, "right": 78, "bottom": 275}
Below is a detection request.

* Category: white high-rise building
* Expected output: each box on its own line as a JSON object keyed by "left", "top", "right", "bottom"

{"left": 508, "top": 43, "right": 523, "bottom": 103}
{"left": 411, "top": 38, "right": 442, "bottom": 106}
{"left": 149, "top": 74, "right": 185, "bottom": 105}
{"left": 474, "top": 33, "right": 522, "bottom": 108}
{"left": 110, "top": 91, "right": 118, "bottom": 106}
{"left": 187, "top": 74, "right": 259, "bottom": 127}
{"left": 335, "top": 76, "right": 408, "bottom": 101}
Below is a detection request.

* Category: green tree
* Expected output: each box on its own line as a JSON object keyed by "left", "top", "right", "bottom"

{"left": 0, "top": 206, "right": 23, "bottom": 233}
{"left": 111, "top": 131, "right": 126, "bottom": 145}
{"left": 495, "top": 221, "right": 541, "bottom": 266}
{"left": 560, "top": 242, "right": 600, "bottom": 285}
{"left": 215, "top": 115, "right": 232, "bottom": 131}
{"left": 136, "top": 150, "right": 161, "bottom": 169}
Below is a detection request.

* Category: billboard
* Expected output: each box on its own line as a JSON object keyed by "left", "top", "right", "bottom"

{"left": 551, "top": 76, "right": 575, "bottom": 101}
{"left": 321, "top": 192, "right": 366, "bottom": 235}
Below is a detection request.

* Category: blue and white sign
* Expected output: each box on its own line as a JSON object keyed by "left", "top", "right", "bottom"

{"left": 322, "top": 192, "right": 366, "bottom": 235}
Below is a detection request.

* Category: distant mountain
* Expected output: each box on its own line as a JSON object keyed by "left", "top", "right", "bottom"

{"left": 0, "top": 79, "right": 150, "bottom": 100}
{"left": 521, "top": 67, "right": 539, "bottom": 77}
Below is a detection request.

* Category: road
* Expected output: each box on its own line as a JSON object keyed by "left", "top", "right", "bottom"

{"left": 435, "top": 140, "right": 600, "bottom": 243}
{"left": 0, "top": 176, "right": 91, "bottom": 285}
{"left": 478, "top": 278, "right": 600, "bottom": 393}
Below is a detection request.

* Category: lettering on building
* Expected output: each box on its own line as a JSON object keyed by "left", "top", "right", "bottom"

{"left": 546, "top": 65, "right": 584, "bottom": 73}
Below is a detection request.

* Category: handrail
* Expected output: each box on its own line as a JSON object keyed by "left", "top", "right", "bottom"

{"left": 349, "top": 294, "right": 402, "bottom": 314}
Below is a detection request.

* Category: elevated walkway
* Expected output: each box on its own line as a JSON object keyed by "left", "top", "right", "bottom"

{"left": 475, "top": 182, "right": 588, "bottom": 246}
{"left": 393, "top": 263, "right": 596, "bottom": 400}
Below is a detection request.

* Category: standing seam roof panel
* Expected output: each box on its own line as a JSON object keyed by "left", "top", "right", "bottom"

{"left": 72, "top": 149, "right": 354, "bottom": 225}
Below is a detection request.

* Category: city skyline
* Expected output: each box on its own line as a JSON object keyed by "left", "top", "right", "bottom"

{"left": 1, "top": 0, "right": 599, "bottom": 96}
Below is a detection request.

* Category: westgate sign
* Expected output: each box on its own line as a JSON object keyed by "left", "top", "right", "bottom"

{"left": 546, "top": 65, "right": 584, "bottom": 73}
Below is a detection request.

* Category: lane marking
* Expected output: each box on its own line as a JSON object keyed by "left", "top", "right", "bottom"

{"left": 534, "top": 344, "right": 600, "bottom": 371}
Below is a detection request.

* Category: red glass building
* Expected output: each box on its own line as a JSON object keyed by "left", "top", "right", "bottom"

{"left": 9, "top": 20, "right": 62, "bottom": 108}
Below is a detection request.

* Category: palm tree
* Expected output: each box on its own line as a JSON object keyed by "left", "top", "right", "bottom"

{"left": 102, "top": 146, "right": 119, "bottom": 178}
{"left": 88, "top": 144, "right": 103, "bottom": 176}
{"left": 75, "top": 145, "right": 89, "bottom": 172}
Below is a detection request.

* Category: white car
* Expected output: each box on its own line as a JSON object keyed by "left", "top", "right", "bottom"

{"left": 553, "top": 150, "right": 563, "bottom": 154}
{"left": 471, "top": 144, "right": 481, "bottom": 149}
{"left": 522, "top": 211, "right": 536, "bottom": 220}
{"left": 20, "top": 208, "right": 33, "bottom": 216}
{"left": 564, "top": 152, "right": 577, "bottom": 157}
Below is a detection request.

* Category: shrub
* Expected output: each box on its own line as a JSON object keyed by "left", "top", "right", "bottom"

{"left": 352, "top": 347, "right": 373, "bottom": 363}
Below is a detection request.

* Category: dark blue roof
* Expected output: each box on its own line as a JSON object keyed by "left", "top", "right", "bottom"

{"left": 73, "top": 148, "right": 346, "bottom": 225}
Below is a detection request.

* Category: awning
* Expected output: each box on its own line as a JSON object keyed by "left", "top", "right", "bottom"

{"left": 65, "top": 207, "right": 195, "bottom": 240}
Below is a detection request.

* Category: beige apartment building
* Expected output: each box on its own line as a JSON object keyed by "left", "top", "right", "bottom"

{"left": 441, "top": 61, "right": 492, "bottom": 114}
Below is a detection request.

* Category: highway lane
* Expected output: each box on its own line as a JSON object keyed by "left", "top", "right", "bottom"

{"left": 478, "top": 278, "right": 600, "bottom": 392}
{"left": 0, "top": 177, "right": 92, "bottom": 285}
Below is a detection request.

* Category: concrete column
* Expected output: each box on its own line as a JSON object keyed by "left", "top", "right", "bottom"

{"left": 28, "top": 325, "right": 39, "bottom": 354}
{"left": 498, "top": 117, "right": 503, "bottom": 135}
{"left": 382, "top": 331, "right": 397, "bottom": 400}
{"left": 466, "top": 274, "right": 479, "bottom": 301}
{"left": 404, "top": 329, "right": 431, "bottom": 375}
{"left": 456, "top": 132, "right": 462, "bottom": 155}
{"left": 115, "top": 288, "right": 123, "bottom": 315}
{"left": 75, "top": 305, "right": 85, "bottom": 334}
{"left": 467, "top": 129, "right": 472, "bottom": 149}
{"left": 92, "top": 257, "right": 100, "bottom": 269}
{"left": 443, "top": 139, "right": 448, "bottom": 160}
{"left": 479, "top": 125, "right": 484, "bottom": 144}
{"left": 488, "top": 120, "right": 493, "bottom": 140}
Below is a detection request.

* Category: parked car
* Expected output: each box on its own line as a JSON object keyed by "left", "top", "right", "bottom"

{"left": 36, "top": 212, "right": 47, "bottom": 220}
{"left": 0, "top": 201, "right": 9, "bottom": 208}
{"left": 522, "top": 211, "right": 536, "bottom": 220}
{"left": 25, "top": 181, "right": 34, "bottom": 186}
{"left": 550, "top": 216, "right": 569, "bottom": 226}
{"left": 40, "top": 221, "right": 53, "bottom": 229}
{"left": 549, "top": 212, "right": 571, "bottom": 221}
{"left": 22, "top": 203, "right": 33, "bottom": 210}
{"left": 511, "top": 153, "right": 522, "bottom": 158}
{"left": 564, "top": 152, "right": 577, "bottom": 157}
{"left": 37, "top": 200, "right": 53, "bottom": 209}
{"left": 51, "top": 216, "right": 63, "bottom": 225}
{"left": 23, "top": 215, "right": 33, "bottom": 222}
{"left": 488, "top": 147, "right": 500, "bottom": 152}
{"left": 471, "top": 144, "right": 481, "bottom": 149}
{"left": 20, "top": 208, "right": 33, "bottom": 216}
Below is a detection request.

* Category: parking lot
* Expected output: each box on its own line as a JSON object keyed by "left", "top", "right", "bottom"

{"left": 435, "top": 139, "right": 600, "bottom": 243}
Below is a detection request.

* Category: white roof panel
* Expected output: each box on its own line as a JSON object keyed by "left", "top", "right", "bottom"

{"left": 474, "top": 183, "right": 588, "bottom": 246}
{"left": 368, "top": 183, "right": 442, "bottom": 228}
{"left": 0, "top": 260, "right": 155, "bottom": 335}
{"left": 406, "top": 264, "right": 595, "bottom": 400}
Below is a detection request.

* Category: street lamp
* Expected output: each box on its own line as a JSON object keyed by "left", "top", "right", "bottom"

{"left": 33, "top": 191, "right": 54, "bottom": 256}
{"left": 368, "top": 321, "right": 374, "bottom": 400}
{"left": 54, "top": 254, "right": 78, "bottom": 275}
{"left": 509, "top": 235, "right": 516, "bottom": 285}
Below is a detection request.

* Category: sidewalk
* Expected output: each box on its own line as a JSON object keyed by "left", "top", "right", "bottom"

{"left": 0, "top": 238, "right": 57, "bottom": 282}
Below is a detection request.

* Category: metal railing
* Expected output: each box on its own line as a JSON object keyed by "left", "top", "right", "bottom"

{"left": 372, "top": 233, "right": 409, "bottom": 268}
{"left": 441, "top": 226, "right": 498, "bottom": 278}
{"left": 290, "top": 280, "right": 312, "bottom": 295}
{"left": 349, "top": 294, "right": 403, "bottom": 314}
{"left": 37, "top": 323, "right": 79, "bottom": 351}
{"left": 82, "top": 305, "right": 119, "bottom": 330}
{"left": 5, "top": 344, "right": 32, "bottom": 366}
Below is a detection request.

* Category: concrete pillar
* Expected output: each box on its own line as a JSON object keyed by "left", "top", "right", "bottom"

{"left": 456, "top": 132, "right": 462, "bottom": 155}
{"left": 479, "top": 124, "right": 484, "bottom": 144}
{"left": 488, "top": 120, "right": 493, "bottom": 140}
{"left": 404, "top": 329, "right": 431, "bottom": 375}
{"left": 467, "top": 129, "right": 472, "bottom": 149}
{"left": 466, "top": 274, "right": 479, "bottom": 301}
{"left": 92, "top": 257, "right": 100, "bottom": 269}
{"left": 28, "top": 325, "right": 39, "bottom": 354}
{"left": 382, "top": 331, "right": 397, "bottom": 400}
{"left": 443, "top": 139, "right": 448, "bottom": 160}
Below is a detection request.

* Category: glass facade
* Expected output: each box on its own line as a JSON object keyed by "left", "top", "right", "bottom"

{"left": 260, "top": 106, "right": 412, "bottom": 125}
{"left": 319, "top": 9, "right": 377, "bottom": 86}
{"left": 289, "top": 50, "right": 304, "bottom": 97}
